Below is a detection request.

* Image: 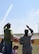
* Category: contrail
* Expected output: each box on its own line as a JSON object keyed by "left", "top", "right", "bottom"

{"left": 1, "top": 4, "right": 13, "bottom": 26}
{"left": 0, "top": 4, "right": 13, "bottom": 33}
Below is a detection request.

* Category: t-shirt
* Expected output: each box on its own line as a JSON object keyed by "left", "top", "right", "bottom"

{"left": 4, "top": 29, "right": 12, "bottom": 44}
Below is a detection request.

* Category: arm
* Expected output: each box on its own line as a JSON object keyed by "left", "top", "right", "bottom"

{"left": 4, "top": 24, "right": 7, "bottom": 31}
{"left": 26, "top": 25, "right": 33, "bottom": 36}
{"left": 4, "top": 24, "right": 7, "bottom": 29}
{"left": 19, "top": 37, "right": 23, "bottom": 45}
{"left": 11, "top": 30, "right": 13, "bottom": 42}
{"left": 11, "top": 35, "right": 13, "bottom": 41}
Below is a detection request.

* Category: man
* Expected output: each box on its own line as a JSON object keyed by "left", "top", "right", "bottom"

{"left": 3, "top": 23, "right": 13, "bottom": 54}
{"left": 20, "top": 25, "right": 33, "bottom": 54}
{"left": 0, "top": 39, "right": 4, "bottom": 53}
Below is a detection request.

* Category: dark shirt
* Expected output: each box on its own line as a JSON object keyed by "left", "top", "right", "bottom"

{"left": 20, "top": 35, "right": 32, "bottom": 48}
{"left": 4, "top": 29, "right": 11, "bottom": 44}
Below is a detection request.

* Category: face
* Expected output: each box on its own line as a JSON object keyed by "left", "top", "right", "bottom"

{"left": 25, "top": 30, "right": 28, "bottom": 35}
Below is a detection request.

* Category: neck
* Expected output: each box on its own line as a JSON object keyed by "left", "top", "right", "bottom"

{"left": 25, "top": 34, "right": 28, "bottom": 36}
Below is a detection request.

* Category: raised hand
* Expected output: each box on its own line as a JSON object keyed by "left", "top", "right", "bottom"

{"left": 26, "top": 25, "right": 29, "bottom": 28}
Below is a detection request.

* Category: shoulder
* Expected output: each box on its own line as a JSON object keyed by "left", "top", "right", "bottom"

{"left": 28, "top": 36, "right": 31, "bottom": 38}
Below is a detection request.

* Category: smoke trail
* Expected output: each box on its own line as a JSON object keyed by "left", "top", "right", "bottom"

{"left": 0, "top": 4, "right": 13, "bottom": 34}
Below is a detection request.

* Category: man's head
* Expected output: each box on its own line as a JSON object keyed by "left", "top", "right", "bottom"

{"left": 6, "top": 23, "right": 11, "bottom": 29}
{"left": 4, "top": 23, "right": 11, "bottom": 29}
{"left": 24, "top": 29, "right": 28, "bottom": 36}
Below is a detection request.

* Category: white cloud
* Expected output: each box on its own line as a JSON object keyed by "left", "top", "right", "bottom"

{"left": 26, "top": 9, "right": 39, "bottom": 33}
{"left": 0, "top": 9, "right": 39, "bottom": 34}
{"left": 27, "top": 9, "right": 39, "bottom": 19}
{"left": 7, "top": 9, "right": 39, "bottom": 33}
{"left": 10, "top": 9, "right": 39, "bottom": 33}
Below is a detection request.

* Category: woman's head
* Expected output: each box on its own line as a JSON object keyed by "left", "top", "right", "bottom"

{"left": 13, "top": 46, "right": 18, "bottom": 50}
{"left": 13, "top": 44, "right": 18, "bottom": 50}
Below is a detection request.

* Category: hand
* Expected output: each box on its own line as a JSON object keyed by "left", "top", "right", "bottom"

{"left": 26, "top": 25, "right": 29, "bottom": 28}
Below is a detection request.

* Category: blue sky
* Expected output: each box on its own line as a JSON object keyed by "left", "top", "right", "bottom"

{"left": 0, "top": 0, "right": 39, "bottom": 34}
